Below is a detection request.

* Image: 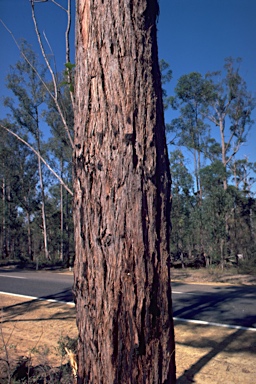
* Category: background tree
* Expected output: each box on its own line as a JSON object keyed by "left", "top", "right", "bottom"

{"left": 161, "top": 58, "right": 256, "bottom": 268}
{"left": 160, "top": 59, "right": 173, "bottom": 110}
{"left": 169, "top": 150, "right": 195, "bottom": 266}
{"left": 0, "top": 120, "right": 39, "bottom": 260}
{"left": 168, "top": 72, "right": 214, "bottom": 201}
{"left": 200, "top": 161, "right": 232, "bottom": 267}
{"left": 0, "top": 0, "right": 75, "bottom": 263}
{"left": 73, "top": 0, "right": 176, "bottom": 382}
{"left": 4, "top": 42, "right": 50, "bottom": 259}
{"left": 0, "top": 45, "right": 74, "bottom": 264}
{"left": 44, "top": 81, "right": 74, "bottom": 264}
{"left": 205, "top": 57, "right": 255, "bottom": 190}
{"left": 29, "top": 0, "right": 75, "bottom": 148}
{"left": 231, "top": 157, "right": 256, "bottom": 193}
{"left": 10, "top": 135, "right": 39, "bottom": 261}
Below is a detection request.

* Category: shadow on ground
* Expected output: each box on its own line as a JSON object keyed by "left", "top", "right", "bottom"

{"left": 175, "top": 320, "right": 256, "bottom": 383}
{"left": 1, "top": 292, "right": 75, "bottom": 324}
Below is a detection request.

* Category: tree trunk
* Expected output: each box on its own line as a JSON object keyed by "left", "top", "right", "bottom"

{"left": 1, "top": 177, "right": 7, "bottom": 259}
{"left": 73, "top": 1, "right": 176, "bottom": 383}
{"left": 36, "top": 129, "right": 50, "bottom": 261}
{"left": 219, "top": 119, "right": 228, "bottom": 190}
{"left": 26, "top": 211, "right": 33, "bottom": 261}
{"left": 38, "top": 153, "right": 49, "bottom": 260}
{"left": 220, "top": 238, "right": 225, "bottom": 270}
{"left": 65, "top": 189, "right": 71, "bottom": 266}
{"left": 60, "top": 159, "right": 64, "bottom": 262}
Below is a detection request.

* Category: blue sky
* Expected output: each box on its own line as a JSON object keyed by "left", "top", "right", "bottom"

{"left": 1, "top": 0, "right": 256, "bottom": 183}
{"left": 0, "top": 0, "right": 74, "bottom": 100}
{"left": 157, "top": 0, "right": 256, "bottom": 172}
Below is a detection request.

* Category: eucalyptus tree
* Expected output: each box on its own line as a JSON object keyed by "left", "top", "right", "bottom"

{"left": 29, "top": 0, "right": 75, "bottom": 148}
{"left": 44, "top": 82, "right": 74, "bottom": 263}
{"left": 0, "top": 123, "right": 16, "bottom": 259}
{"left": 4, "top": 42, "right": 50, "bottom": 260}
{"left": 230, "top": 157, "right": 256, "bottom": 195}
{"left": 73, "top": 0, "right": 176, "bottom": 382}
{"left": 205, "top": 58, "right": 255, "bottom": 190}
{"left": 0, "top": 0, "right": 75, "bottom": 263}
{"left": 0, "top": 120, "right": 39, "bottom": 260}
{"left": 225, "top": 186, "right": 256, "bottom": 263}
{"left": 169, "top": 150, "right": 195, "bottom": 265}
{"left": 198, "top": 58, "right": 255, "bottom": 264}
{"left": 200, "top": 161, "right": 233, "bottom": 267}
{"left": 159, "top": 59, "right": 173, "bottom": 110}
{"left": 11, "top": 135, "right": 39, "bottom": 261}
{"left": 228, "top": 159, "right": 256, "bottom": 262}
{"left": 168, "top": 72, "right": 214, "bottom": 201}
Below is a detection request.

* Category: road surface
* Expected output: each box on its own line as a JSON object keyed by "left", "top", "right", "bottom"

{"left": 0, "top": 268, "right": 255, "bottom": 329}
{"left": 0, "top": 268, "right": 74, "bottom": 303}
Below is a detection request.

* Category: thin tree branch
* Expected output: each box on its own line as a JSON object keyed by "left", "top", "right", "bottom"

{"left": 0, "top": 19, "right": 53, "bottom": 100}
{"left": 203, "top": 112, "right": 218, "bottom": 126}
{"left": 0, "top": 18, "right": 74, "bottom": 149}
{"left": 0, "top": 123, "right": 73, "bottom": 196}
{"left": 65, "top": 0, "right": 71, "bottom": 64}
{"left": 30, "top": 1, "right": 74, "bottom": 148}
{"left": 50, "top": 0, "right": 67, "bottom": 12}
{"left": 65, "top": 0, "right": 75, "bottom": 110}
{"left": 224, "top": 130, "right": 236, "bottom": 159}
{"left": 225, "top": 143, "right": 239, "bottom": 166}
{"left": 43, "top": 30, "right": 58, "bottom": 75}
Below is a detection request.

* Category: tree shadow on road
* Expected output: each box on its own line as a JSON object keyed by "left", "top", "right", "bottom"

{"left": 171, "top": 282, "right": 256, "bottom": 382}
{"left": 1, "top": 290, "right": 75, "bottom": 324}
{"left": 175, "top": 323, "right": 256, "bottom": 383}
{"left": 172, "top": 282, "right": 256, "bottom": 329}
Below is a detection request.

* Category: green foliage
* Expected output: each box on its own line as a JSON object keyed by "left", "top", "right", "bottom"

{"left": 159, "top": 59, "right": 173, "bottom": 109}
{"left": 61, "top": 62, "right": 76, "bottom": 92}
{"left": 200, "top": 161, "right": 229, "bottom": 193}
{"left": 174, "top": 72, "right": 214, "bottom": 105}
{"left": 64, "top": 62, "right": 76, "bottom": 71}
{"left": 0, "top": 42, "right": 74, "bottom": 265}
{"left": 205, "top": 58, "right": 255, "bottom": 170}
{"left": 166, "top": 58, "right": 256, "bottom": 268}
{"left": 1, "top": 48, "right": 255, "bottom": 272}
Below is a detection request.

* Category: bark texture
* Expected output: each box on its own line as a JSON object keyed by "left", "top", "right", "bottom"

{"left": 73, "top": 1, "right": 176, "bottom": 382}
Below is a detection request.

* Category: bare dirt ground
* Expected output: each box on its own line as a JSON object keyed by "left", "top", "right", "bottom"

{"left": 1, "top": 288, "right": 255, "bottom": 384}
{"left": 0, "top": 295, "right": 77, "bottom": 383}
{"left": 171, "top": 267, "right": 256, "bottom": 286}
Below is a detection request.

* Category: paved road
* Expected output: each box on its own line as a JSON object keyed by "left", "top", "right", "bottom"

{"left": 0, "top": 268, "right": 74, "bottom": 303}
{"left": 0, "top": 268, "right": 255, "bottom": 329}
{"left": 171, "top": 283, "right": 256, "bottom": 329}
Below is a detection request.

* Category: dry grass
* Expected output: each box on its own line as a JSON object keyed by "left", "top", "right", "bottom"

{"left": 0, "top": 292, "right": 255, "bottom": 383}
{"left": 171, "top": 267, "right": 256, "bottom": 286}
{"left": 0, "top": 295, "right": 77, "bottom": 383}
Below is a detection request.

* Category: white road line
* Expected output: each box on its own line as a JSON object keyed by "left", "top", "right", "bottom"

{"left": 172, "top": 290, "right": 196, "bottom": 295}
{"left": 174, "top": 317, "right": 256, "bottom": 332}
{"left": 0, "top": 274, "right": 26, "bottom": 279}
{"left": 0, "top": 291, "right": 75, "bottom": 306}
{"left": 1, "top": 291, "right": 255, "bottom": 332}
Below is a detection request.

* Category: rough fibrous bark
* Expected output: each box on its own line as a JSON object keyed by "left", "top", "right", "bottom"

{"left": 73, "top": 1, "right": 176, "bottom": 382}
